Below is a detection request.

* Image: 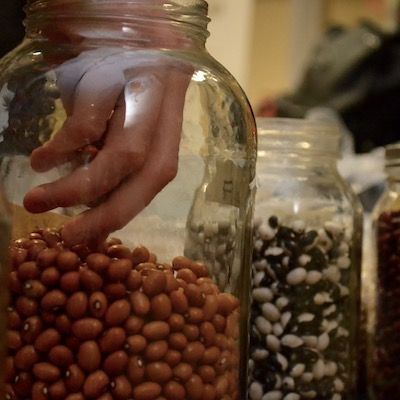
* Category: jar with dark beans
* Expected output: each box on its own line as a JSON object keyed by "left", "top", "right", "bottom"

{"left": 368, "top": 144, "right": 400, "bottom": 399}
{"left": 249, "top": 119, "right": 363, "bottom": 400}
{"left": 6, "top": 229, "right": 241, "bottom": 400}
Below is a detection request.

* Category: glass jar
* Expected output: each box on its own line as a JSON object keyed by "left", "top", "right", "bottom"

{"left": 0, "top": 1, "right": 257, "bottom": 399}
{"left": 368, "top": 144, "right": 400, "bottom": 399}
{"left": 248, "top": 118, "right": 363, "bottom": 400}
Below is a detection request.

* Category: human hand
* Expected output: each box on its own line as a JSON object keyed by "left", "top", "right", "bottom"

{"left": 23, "top": 50, "right": 192, "bottom": 246}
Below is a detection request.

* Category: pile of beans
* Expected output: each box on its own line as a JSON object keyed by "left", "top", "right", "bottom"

{"left": 249, "top": 216, "right": 354, "bottom": 400}
{"left": 6, "top": 228, "right": 240, "bottom": 400}
{"left": 371, "top": 210, "right": 400, "bottom": 399}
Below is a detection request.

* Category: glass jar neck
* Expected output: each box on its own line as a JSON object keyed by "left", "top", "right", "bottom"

{"left": 24, "top": 0, "right": 210, "bottom": 50}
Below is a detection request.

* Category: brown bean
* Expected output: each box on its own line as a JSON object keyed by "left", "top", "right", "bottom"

{"left": 78, "top": 341, "right": 101, "bottom": 372}
{"left": 135, "top": 262, "right": 156, "bottom": 272}
{"left": 133, "top": 382, "right": 162, "bottom": 400}
{"left": 125, "top": 315, "right": 145, "bottom": 334}
{"left": 214, "top": 351, "right": 231, "bottom": 374}
{"left": 107, "top": 244, "right": 132, "bottom": 259}
{"left": 37, "top": 248, "right": 58, "bottom": 268}
{"left": 105, "top": 299, "right": 131, "bottom": 326}
{"left": 65, "top": 364, "right": 85, "bottom": 392}
{"left": 40, "top": 267, "right": 60, "bottom": 287}
{"left": 41, "top": 290, "right": 67, "bottom": 311}
{"left": 215, "top": 375, "right": 229, "bottom": 397}
{"left": 186, "top": 307, "right": 204, "bottom": 324}
{"left": 66, "top": 291, "right": 88, "bottom": 319}
{"left": 28, "top": 240, "right": 47, "bottom": 260}
{"left": 151, "top": 294, "right": 172, "bottom": 320}
{"left": 165, "top": 273, "right": 180, "bottom": 293}
{"left": 15, "top": 345, "right": 39, "bottom": 370}
{"left": 31, "top": 381, "right": 48, "bottom": 400}
{"left": 86, "top": 253, "right": 110, "bottom": 273}
{"left": 21, "top": 316, "right": 42, "bottom": 343}
{"left": 71, "top": 243, "right": 90, "bottom": 260}
{"left": 185, "top": 284, "right": 205, "bottom": 307}
{"left": 163, "top": 381, "right": 186, "bottom": 400}
{"left": 146, "top": 362, "right": 172, "bottom": 383}
{"left": 202, "top": 294, "right": 219, "bottom": 321}
{"left": 7, "top": 309, "right": 22, "bottom": 329}
{"left": 172, "top": 256, "right": 193, "bottom": 270}
{"left": 72, "top": 318, "right": 103, "bottom": 340}
{"left": 99, "top": 327, "right": 126, "bottom": 353}
{"left": 14, "top": 372, "right": 33, "bottom": 397}
{"left": 168, "top": 333, "right": 188, "bottom": 350}
{"left": 126, "top": 335, "right": 147, "bottom": 354}
{"left": 173, "top": 363, "right": 193, "bottom": 382}
{"left": 11, "top": 247, "right": 28, "bottom": 268}
{"left": 170, "top": 289, "right": 189, "bottom": 313}
{"left": 49, "top": 345, "right": 74, "bottom": 368}
{"left": 130, "top": 291, "right": 150, "bottom": 316}
{"left": 55, "top": 314, "right": 71, "bottom": 335}
{"left": 185, "top": 374, "right": 204, "bottom": 400}
{"left": 34, "top": 328, "right": 61, "bottom": 352}
{"left": 57, "top": 251, "right": 80, "bottom": 271}
{"left": 23, "top": 280, "right": 47, "bottom": 298}
{"left": 14, "top": 237, "right": 31, "bottom": 248}
{"left": 107, "top": 259, "right": 132, "bottom": 281}
{"left": 33, "top": 363, "right": 60, "bottom": 382}
{"left": 80, "top": 268, "right": 103, "bottom": 292}
{"left": 198, "top": 281, "right": 219, "bottom": 295}
{"left": 163, "top": 350, "right": 181, "bottom": 367}
{"left": 132, "top": 246, "right": 150, "bottom": 265}
{"left": 190, "top": 263, "right": 209, "bottom": 278}
{"left": 143, "top": 321, "right": 170, "bottom": 341}
{"left": 176, "top": 268, "right": 197, "bottom": 284}
{"left": 145, "top": 340, "right": 168, "bottom": 362}
{"left": 65, "top": 393, "right": 84, "bottom": 400}
{"left": 217, "top": 293, "right": 239, "bottom": 316}
{"left": 182, "top": 342, "right": 205, "bottom": 364}
{"left": 199, "top": 321, "right": 216, "bottom": 346}
{"left": 182, "top": 324, "right": 200, "bottom": 341}
{"left": 128, "top": 356, "right": 145, "bottom": 384}
{"left": 212, "top": 314, "right": 226, "bottom": 333}
{"left": 9, "top": 271, "right": 23, "bottom": 294}
{"left": 97, "top": 392, "right": 113, "bottom": 400}
{"left": 126, "top": 269, "right": 142, "bottom": 291}
{"left": 16, "top": 296, "right": 38, "bottom": 317}
{"left": 103, "top": 351, "right": 129, "bottom": 376}
{"left": 214, "top": 333, "right": 229, "bottom": 350}
{"left": 5, "top": 356, "right": 16, "bottom": 383}
{"left": 60, "top": 271, "right": 80, "bottom": 293}
{"left": 202, "top": 384, "right": 216, "bottom": 400}
{"left": 168, "top": 314, "right": 185, "bottom": 332}
{"left": 142, "top": 269, "right": 166, "bottom": 297}
{"left": 198, "top": 366, "right": 216, "bottom": 383}
{"left": 83, "top": 370, "right": 110, "bottom": 398}
{"left": 105, "top": 237, "right": 123, "bottom": 248}
{"left": 110, "top": 375, "right": 132, "bottom": 399}
{"left": 42, "top": 229, "right": 61, "bottom": 248}
{"left": 103, "top": 283, "right": 127, "bottom": 300}
{"left": 48, "top": 380, "right": 67, "bottom": 399}
{"left": 201, "top": 346, "right": 221, "bottom": 365}
{"left": 89, "top": 291, "right": 108, "bottom": 318}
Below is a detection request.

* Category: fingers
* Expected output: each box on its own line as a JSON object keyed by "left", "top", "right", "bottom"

{"left": 61, "top": 66, "right": 192, "bottom": 245}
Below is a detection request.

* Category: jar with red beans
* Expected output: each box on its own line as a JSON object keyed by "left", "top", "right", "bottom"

{"left": 368, "top": 143, "right": 400, "bottom": 399}
{"left": 0, "top": 1, "right": 256, "bottom": 399}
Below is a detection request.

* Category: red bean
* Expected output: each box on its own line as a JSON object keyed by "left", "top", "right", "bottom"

{"left": 60, "top": 271, "right": 80, "bottom": 293}
{"left": 41, "top": 290, "right": 67, "bottom": 311}
{"left": 21, "top": 316, "right": 42, "bottom": 343}
{"left": 40, "top": 267, "right": 60, "bottom": 287}
{"left": 83, "top": 370, "right": 110, "bottom": 398}
{"left": 80, "top": 268, "right": 103, "bottom": 292}
{"left": 17, "top": 261, "right": 40, "bottom": 281}
{"left": 132, "top": 246, "right": 150, "bottom": 265}
{"left": 143, "top": 269, "right": 167, "bottom": 297}
{"left": 34, "top": 328, "right": 61, "bottom": 352}
{"left": 72, "top": 318, "right": 103, "bottom": 340}
{"left": 103, "top": 351, "right": 129, "bottom": 376}
{"left": 110, "top": 375, "right": 132, "bottom": 399}
{"left": 142, "top": 321, "right": 170, "bottom": 341}
{"left": 16, "top": 296, "right": 38, "bottom": 317}
{"left": 57, "top": 251, "right": 80, "bottom": 272}
{"left": 151, "top": 293, "right": 172, "bottom": 320}
{"left": 128, "top": 356, "right": 145, "bottom": 384}
{"left": 145, "top": 340, "right": 169, "bottom": 362}
{"left": 48, "top": 380, "right": 67, "bottom": 400}
{"left": 37, "top": 248, "right": 58, "bottom": 268}
{"left": 99, "top": 327, "right": 126, "bottom": 353}
{"left": 170, "top": 289, "right": 189, "bottom": 313}
{"left": 14, "top": 372, "right": 33, "bottom": 397}
{"left": 105, "top": 299, "right": 131, "bottom": 326}
{"left": 78, "top": 341, "right": 101, "bottom": 372}
{"left": 89, "top": 291, "right": 108, "bottom": 318}
{"left": 23, "top": 280, "right": 47, "bottom": 298}
{"left": 15, "top": 345, "right": 39, "bottom": 370}
{"left": 66, "top": 291, "right": 88, "bottom": 319}
{"left": 33, "top": 363, "right": 60, "bottom": 382}
{"left": 103, "top": 283, "right": 127, "bottom": 300}
{"left": 130, "top": 291, "right": 150, "bottom": 316}
{"left": 133, "top": 382, "right": 162, "bottom": 400}
{"left": 126, "top": 270, "right": 142, "bottom": 291}
{"left": 86, "top": 253, "right": 110, "bottom": 273}
{"left": 126, "top": 334, "right": 147, "bottom": 354}
{"left": 146, "top": 362, "right": 172, "bottom": 383}
{"left": 55, "top": 314, "right": 71, "bottom": 335}
{"left": 65, "top": 364, "right": 85, "bottom": 392}
{"left": 107, "top": 259, "right": 132, "bottom": 281}
{"left": 107, "top": 244, "right": 132, "bottom": 259}
{"left": 5, "top": 356, "right": 16, "bottom": 383}
{"left": 49, "top": 345, "right": 74, "bottom": 368}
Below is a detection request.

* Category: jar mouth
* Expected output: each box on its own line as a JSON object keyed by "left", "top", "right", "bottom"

{"left": 256, "top": 117, "right": 341, "bottom": 159}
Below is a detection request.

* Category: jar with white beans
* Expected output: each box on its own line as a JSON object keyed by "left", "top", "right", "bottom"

{"left": 248, "top": 118, "right": 363, "bottom": 400}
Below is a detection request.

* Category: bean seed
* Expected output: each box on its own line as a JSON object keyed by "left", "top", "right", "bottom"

{"left": 170, "top": 289, "right": 189, "bottom": 313}
{"left": 107, "top": 259, "right": 132, "bottom": 282}
{"left": 37, "top": 248, "right": 58, "bottom": 268}
{"left": 16, "top": 296, "right": 38, "bottom": 317}
{"left": 145, "top": 340, "right": 169, "bottom": 361}
{"left": 83, "top": 370, "right": 110, "bottom": 398}
{"left": 185, "top": 374, "right": 204, "bottom": 400}
{"left": 11, "top": 247, "right": 28, "bottom": 267}
{"left": 9, "top": 271, "right": 23, "bottom": 294}
{"left": 97, "top": 392, "right": 113, "bottom": 400}
{"left": 163, "top": 350, "right": 181, "bottom": 367}
{"left": 172, "top": 256, "right": 193, "bottom": 270}
{"left": 15, "top": 345, "right": 39, "bottom": 370}
{"left": 198, "top": 365, "right": 216, "bottom": 383}
{"left": 186, "top": 307, "right": 204, "bottom": 324}
{"left": 126, "top": 270, "right": 142, "bottom": 291}
{"left": 66, "top": 292, "right": 88, "bottom": 319}
{"left": 7, "top": 309, "right": 22, "bottom": 330}
{"left": 173, "top": 363, "right": 193, "bottom": 382}
{"left": 165, "top": 273, "right": 180, "bottom": 293}
{"left": 77, "top": 341, "right": 101, "bottom": 372}
{"left": 60, "top": 271, "right": 80, "bottom": 293}
{"left": 185, "top": 284, "right": 205, "bottom": 307}
{"left": 125, "top": 315, "right": 145, "bottom": 334}
{"left": 215, "top": 375, "right": 229, "bottom": 397}
{"left": 110, "top": 375, "right": 132, "bottom": 399}
{"left": 105, "top": 299, "right": 131, "bottom": 326}
{"left": 72, "top": 318, "right": 103, "bottom": 340}
{"left": 202, "top": 346, "right": 221, "bottom": 365}
{"left": 151, "top": 293, "right": 172, "bottom": 320}
{"left": 21, "top": 316, "right": 42, "bottom": 343}
{"left": 23, "top": 280, "right": 46, "bottom": 298}
{"left": 199, "top": 321, "right": 216, "bottom": 346}
{"left": 132, "top": 246, "right": 150, "bottom": 265}
{"left": 107, "top": 244, "right": 132, "bottom": 259}
{"left": 42, "top": 229, "right": 61, "bottom": 247}
{"left": 28, "top": 240, "right": 47, "bottom": 260}
{"left": 48, "top": 380, "right": 67, "bottom": 399}
{"left": 49, "top": 345, "right": 74, "bottom": 368}
{"left": 103, "top": 351, "right": 129, "bottom": 376}
{"left": 133, "top": 382, "right": 162, "bottom": 400}
{"left": 41, "top": 290, "right": 67, "bottom": 311}
{"left": 168, "top": 333, "right": 188, "bottom": 350}
{"left": 146, "top": 362, "right": 172, "bottom": 383}
{"left": 5, "top": 356, "right": 16, "bottom": 383}
{"left": 65, "top": 364, "right": 85, "bottom": 392}
{"left": 202, "top": 295, "right": 218, "bottom": 321}
{"left": 176, "top": 268, "right": 197, "bottom": 284}
{"left": 126, "top": 335, "right": 147, "bottom": 354}
{"left": 18, "top": 261, "right": 40, "bottom": 281}
{"left": 86, "top": 253, "right": 110, "bottom": 273}
{"left": 65, "top": 393, "right": 84, "bottom": 400}
{"left": 33, "top": 363, "right": 60, "bottom": 382}
{"left": 65, "top": 337, "right": 80, "bottom": 352}
{"left": 143, "top": 321, "right": 170, "bottom": 340}
{"left": 182, "top": 342, "right": 205, "bottom": 364}
{"left": 89, "top": 291, "right": 108, "bottom": 318}
{"left": 56, "top": 251, "right": 80, "bottom": 272}
{"left": 31, "top": 381, "right": 48, "bottom": 400}
{"left": 34, "top": 329, "right": 61, "bottom": 352}
{"left": 39, "top": 267, "right": 60, "bottom": 288}
{"left": 14, "top": 372, "right": 33, "bottom": 397}
{"left": 104, "top": 283, "right": 127, "bottom": 300}
{"left": 55, "top": 314, "right": 71, "bottom": 335}
{"left": 143, "top": 270, "right": 167, "bottom": 297}
{"left": 100, "top": 327, "right": 126, "bottom": 353}
{"left": 130, "top": 291, "right": 151, "bottom": 316}
{"left": 128, "top": 356, "right": 145, "bottom": 384}
{"left": 211, "top": 314, "right": 226, "bottom": 333}
{"left": 183, "top": 324, "right": 200, "bottom": 341}
{"left": 164, "top": 381, "right": 186, "bottom": 400}
{"left": 217, "top": 293, "right": 239, "bottom": 315}
{"left": 202, "top": 384, "right": 217, "bottom": 400}
{"left": 80, "top": 269, "right": 103, "bottom": 292}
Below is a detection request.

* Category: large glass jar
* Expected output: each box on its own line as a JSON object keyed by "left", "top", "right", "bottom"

{"left": 368, "top": 144, "right": 400, "bottom": 400}
{"left": 0, "top": 1, "right": 257, "bottom": 399}
{"left": 248, "top": 118, "right": 363, "bottom": 400}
